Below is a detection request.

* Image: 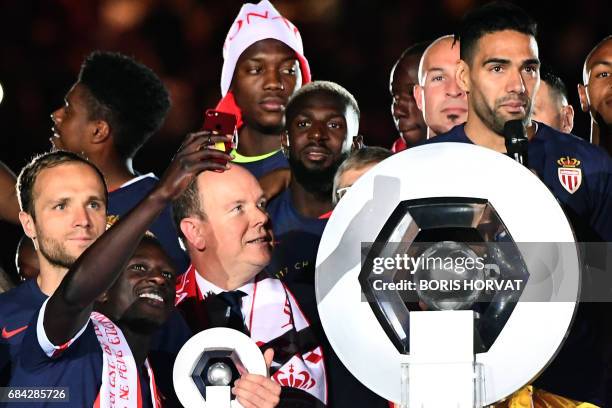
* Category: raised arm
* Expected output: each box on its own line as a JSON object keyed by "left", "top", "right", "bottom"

{"left": 44, "top": 132, "right": 232, "bottom": 345}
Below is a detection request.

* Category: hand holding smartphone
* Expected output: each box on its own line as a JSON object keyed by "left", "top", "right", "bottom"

{"left": 202, "top": 109, "right": 237, "bottom": 155}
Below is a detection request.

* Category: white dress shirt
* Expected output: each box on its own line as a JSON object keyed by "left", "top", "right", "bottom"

{"left": 194, "top": 271, "right": 255, "bottom": 331}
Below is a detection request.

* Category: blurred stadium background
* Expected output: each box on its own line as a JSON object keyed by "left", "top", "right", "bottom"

{"left": 0, "top": 0, "right": 609, "bottom": 280}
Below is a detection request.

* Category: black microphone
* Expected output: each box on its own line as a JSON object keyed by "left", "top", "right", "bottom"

{"left": 503, "top": 120, "right": 529, "bottom": 167}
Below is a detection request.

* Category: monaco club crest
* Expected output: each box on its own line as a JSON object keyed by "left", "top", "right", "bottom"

{"left": 557, "top": 156, "right": 582, "bottom": 194}
{"left": 273, "top": 363, "right": 316, "bottom": 390}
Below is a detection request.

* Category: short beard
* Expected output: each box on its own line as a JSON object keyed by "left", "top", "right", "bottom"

{"left": 473, "top": 92, "right": 532, "bottom": 135}
{"left": 37, "top": 235, "right": 76, "bottom": 269}
{"left": 112, "top": 303, "right": 167, "bottom": 334}
{"left": 289, "top": 152, "right": 347, "bottom": 199}
{"left": 121, "top": 315, "right": 163, "bottom": 334}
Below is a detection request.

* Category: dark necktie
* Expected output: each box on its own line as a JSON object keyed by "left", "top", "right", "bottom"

{"left": 216, "top": 290, "right": 248, "bottom": 335}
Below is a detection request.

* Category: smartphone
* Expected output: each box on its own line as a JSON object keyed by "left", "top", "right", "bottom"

{"left": 202, "top": 109, "right": 237, "bottom": 154}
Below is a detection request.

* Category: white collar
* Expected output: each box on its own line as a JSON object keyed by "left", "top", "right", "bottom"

{"left": 118, "top": 172, "right": 156, "bottom": 189}
{"left": 194, "top": 269, "right": 255, "bottom": 299}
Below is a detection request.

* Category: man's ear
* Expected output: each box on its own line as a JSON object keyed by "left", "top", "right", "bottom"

{"left": 414, "top": 84, "right": 425, "bottom": 113}
{"left": 96, "top": 292, "right": 109, "bottom": 304}
{"left": 577, "top": 84, "right": 589, "bottom": 113}
{"left": 180, "top": 217, "right": 206, "bottom": 251}
{"left": 19, "top": 211, "right": 37, "bottom": 247}
{"left": 280, "top": 130, "right": 290, "bottom": 158}
{"left": 351, "top": 135, "right": 364, "bottom": 151}
{"left": 281, "top": 130, "right": 290, "bottom": 149}
{"left": 91, "top": 120, "right": 111, "bottom": 144}
{"left": 456, "top": 60, "right": 470, "bottom": 94}
{"left": 561, "top": 105, "right": 575, "bottom": 134}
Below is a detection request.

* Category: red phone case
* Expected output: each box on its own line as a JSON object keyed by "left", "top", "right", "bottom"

{"left": 202, "top": 110, "right": 237, "bottom": 164}
{"left": 203, "top": 108, "right": 236, "bottom": 132}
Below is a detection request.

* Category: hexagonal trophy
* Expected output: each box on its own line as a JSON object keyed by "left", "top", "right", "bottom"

{"left": 358, "top": 197, "right": 529, "bottom": 355}
{"left": 173, "top": 327, "right": 267, "bottom": 407}
{"left": 316, "top": 143, "right": 580, "bottom": 407}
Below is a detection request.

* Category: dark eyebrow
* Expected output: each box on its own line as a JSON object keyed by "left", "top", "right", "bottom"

{"left": 522, "top": 59, "right": 540, "bottom": 66}
{"left": 295, "top": 110, "right": 345, "bottom": 121}
{"left": 89, "top": 195, "right": 105, "bottom": 203}
{"left": 482, "top": 58, "right": 540, "bottom": 68}
{"left": 482, "top": 58, "right": 510, "bottom": 66}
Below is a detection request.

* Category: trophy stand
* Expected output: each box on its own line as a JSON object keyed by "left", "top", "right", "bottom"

{"left": 400, "top": 310, "right": 485, "bottom": 408}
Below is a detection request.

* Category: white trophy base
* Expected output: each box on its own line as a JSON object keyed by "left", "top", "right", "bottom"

{"left": 401, "top": 310, "right": 485, "bottom": 408}
{"left": 206, "top": 386, "right": 231, "bottom": 408}
{"left": 205, "top": 386, "right": 247, "bottom": 408}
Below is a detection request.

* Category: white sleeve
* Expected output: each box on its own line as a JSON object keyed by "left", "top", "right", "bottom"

{"left": 36, "top": 298, "right": 90, "bottom": 358}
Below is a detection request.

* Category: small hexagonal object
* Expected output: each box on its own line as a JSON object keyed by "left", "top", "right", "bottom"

{"left": 191, "top": 348, "right": 246, "bottom": 400}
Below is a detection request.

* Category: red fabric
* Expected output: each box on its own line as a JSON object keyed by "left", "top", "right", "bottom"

{"left": 391, "top": 137, "right": 407, "bottom": 153}
{"left": 50, "top": 339, "right": 73, "bottom": 358}
{"left": 295, "top": 52, "right": 312, "bottom": 85}
{"left": 136, "top": 372, "right": 142, "bottom": 408}
{"left": 149, "top": 367, "right": 162, "bottom": 408}
{"left": 215, "top": 91, "right": 243, "bottom": 129}
{"left": 175, "top": 264, "right": 201, "bottom": 306}
{"left": 318, "top": 211, "right": 333, "bottom": 220}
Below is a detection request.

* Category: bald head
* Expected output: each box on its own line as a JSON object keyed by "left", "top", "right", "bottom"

{"left": 414, "top": 35, "right": 467, "bottom": 137}
{"left": 196, "top": 165, "right": 264, "bottom": 213}
{"left": 578, "top": 36, "right": 612, "bottom": 142}
{"left": 582, "top": 35, "right": 612, "bottom": 84}
{"left": 389, "top": 42, "right": 430, "bottom": 145}
{"left": 418, "top": 36, "right": 456, "bottom": 85}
